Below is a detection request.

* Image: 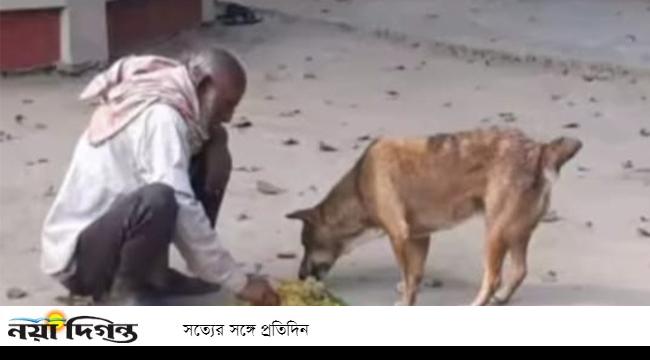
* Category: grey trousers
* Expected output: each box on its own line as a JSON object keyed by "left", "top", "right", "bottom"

{"left": 62, "top": 183, "right": 206, "bottom": 300}
{"left": 63, "top": 126, "right": 232, "bottom": 301}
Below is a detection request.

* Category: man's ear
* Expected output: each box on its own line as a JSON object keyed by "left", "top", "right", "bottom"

{"left": 196, "top": 75, "right": 214, "bottom": 101}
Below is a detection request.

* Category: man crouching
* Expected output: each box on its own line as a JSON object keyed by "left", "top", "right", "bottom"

{"left": 41, "top": 47, "right": 279, "bottom": 306}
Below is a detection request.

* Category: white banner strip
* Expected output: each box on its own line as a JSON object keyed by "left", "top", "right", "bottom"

{"left": 2, "top": 306, "right": 649, "bottom": 346}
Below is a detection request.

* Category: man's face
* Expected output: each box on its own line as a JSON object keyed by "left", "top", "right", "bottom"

{"left": 200, "top": 74, "right": 245, "bottom": 127}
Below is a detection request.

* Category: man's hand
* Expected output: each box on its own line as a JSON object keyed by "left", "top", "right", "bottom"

{"left": 236, "top": 275, "right": 280, "bottom": 306}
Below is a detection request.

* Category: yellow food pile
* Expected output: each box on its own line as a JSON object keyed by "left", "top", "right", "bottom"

{"left": 276, "top": 279, "right": 345, "bottom": 306}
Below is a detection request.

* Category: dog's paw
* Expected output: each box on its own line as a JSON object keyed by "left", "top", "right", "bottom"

{"left": 393, "top": 299, "right": 408, "bottom": 306}
{"left": 491, "top": 295, "right": 509, "bottom": 306}
{"left": 470, "top": 299, "right": 488, "bottom": 306}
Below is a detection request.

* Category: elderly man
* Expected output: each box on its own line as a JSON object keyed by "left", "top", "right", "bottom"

{"left": 41, "top": 47, "right": 279, "bottom": 306}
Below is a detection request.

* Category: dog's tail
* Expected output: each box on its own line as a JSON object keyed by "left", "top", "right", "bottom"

{"left": 541, "top": 137, "right": 582, "bottom": 174}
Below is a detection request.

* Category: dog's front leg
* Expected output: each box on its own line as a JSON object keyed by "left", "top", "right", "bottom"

{"left": 372, "top": 184, "right": 422, "bottom": 305}
{"left": 390, "top": 236, "right": 430, "bottom": 305}
{"left": 382, "top": 218, "right": 412, "bottom": 305}
{"left": 402, "top": 236, "right": 430, "bottom": 305}
{"left": 390, "top": 240, "right": 410, "bottom": 306}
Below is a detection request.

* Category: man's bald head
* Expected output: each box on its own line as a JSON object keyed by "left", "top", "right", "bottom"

{"left": 182, "top": 47, "right": 247, "bottom": 126}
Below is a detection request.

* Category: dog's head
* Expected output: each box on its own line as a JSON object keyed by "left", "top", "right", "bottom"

{"left": 286, "top": 207, "right": 343, "bottom": 281}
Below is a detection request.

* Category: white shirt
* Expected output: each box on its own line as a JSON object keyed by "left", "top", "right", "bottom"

{"left": 41, "top": 104, "right": 247, "bottom": 292}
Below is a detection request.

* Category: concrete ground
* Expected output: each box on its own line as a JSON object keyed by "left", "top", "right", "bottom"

{"left": 1, "top": 1, "right": 649, "bottom": 306}
{"left": 238, "top": 0, "right": 650, "bottom": 72}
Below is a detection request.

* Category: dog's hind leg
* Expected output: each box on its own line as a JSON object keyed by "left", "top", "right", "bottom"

{"left": 493, "top": 192, "right": 546, "bottom": 305}
{"left": 471, "top": 228, "right": 507, "bottom": 306}
{"left": 475, "top": 185, "right": 545, "bottom": 306}
{"left": 493, "top": 231, "right": 531, "bottom": 305}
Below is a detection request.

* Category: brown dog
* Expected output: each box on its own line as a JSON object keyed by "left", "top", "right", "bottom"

{"left": 287, "top": 127, "right": 582, "bottom": 305}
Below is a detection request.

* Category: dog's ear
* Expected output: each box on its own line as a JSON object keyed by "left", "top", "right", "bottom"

{"left": 286, "top": 208, "right": 318, "bottom": 223}
{"left": 543, "top": 137, "right": 583, "bottom": 173}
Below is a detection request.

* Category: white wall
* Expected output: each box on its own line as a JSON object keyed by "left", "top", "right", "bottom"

{"left": 59, "top": 0, "right": 108, "bottom": 69}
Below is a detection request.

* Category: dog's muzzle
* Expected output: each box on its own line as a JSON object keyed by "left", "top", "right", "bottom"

{"left": 298, "top": 261, "right": 331, "bottom": 281}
